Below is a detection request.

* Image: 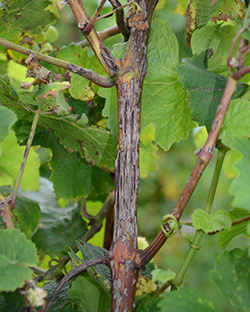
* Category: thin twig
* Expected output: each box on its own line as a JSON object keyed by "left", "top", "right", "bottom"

{"left": 77, "top": 25, "right": 120, "bottom": 47}
{"left": 44, "top": 256, "right": 107, "bottom": 312}
{"left": 108, "top": 0, "right": 130, "bottom": 40}
{"left": 0, "top": 37, "right": 115, "bottom": 88}
{"left": 208, "top": 214, "right": 250, "bottom": 235}
{"left": 9, "top": 110, "right": 40, "bottom": 210}
{"left": 227, "top": 27, "right": 247, "bottom": 68}
{"left": 172, "top": 146, "right": 227, "bottom": 288}
{"left": 84, "top": 0, "right": 107, "bottom": 35}
{"left": 233, "top": 65, "right": 250, "bottom": 80}
{"left": 68, "top": 0, "right": 118, "bottom": 76}
{"left": 232, "top": 214, "right": 250, "bottom": 226}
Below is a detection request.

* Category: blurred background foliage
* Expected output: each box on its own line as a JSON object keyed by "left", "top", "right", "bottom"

{"left": 13, "top": 1, "right": 247, "bottom": 310}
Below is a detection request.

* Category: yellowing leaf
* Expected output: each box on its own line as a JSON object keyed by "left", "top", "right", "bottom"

{"left": 136, "top": 276, "right": 157, "bottom": 296}
{"left": 174, "top": 0, "right": 189, "bottom": 15}
{"left": 0, "top": 132, "right": 40, "bottom": 191}
{"left": 140, "top": 124, "right": 159, "bottom": 178}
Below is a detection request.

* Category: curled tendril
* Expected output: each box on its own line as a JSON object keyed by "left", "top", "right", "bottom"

{"left": 161, "top": 214, "right": 200, "bottom": 250}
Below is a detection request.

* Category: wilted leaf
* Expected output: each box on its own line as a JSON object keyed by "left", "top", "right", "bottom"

{"left": 0, "top": 0, "right": 58, "bottom": 44}
{"left": 0, "top": 75, "right": 116, "bottom": 171}
{"left": 185, "top": 0, "right": 245, "bottom": 47}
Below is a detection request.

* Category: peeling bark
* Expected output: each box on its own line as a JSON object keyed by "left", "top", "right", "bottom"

{"left": 107, "top": 1, "right": 157, "bottom": 311}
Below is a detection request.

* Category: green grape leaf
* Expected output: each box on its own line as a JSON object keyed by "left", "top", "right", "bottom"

{"left": 135, "top": 294, "right": 161, "bottom": 312}
{"left": 42, "top": 133, "right": 92, "bottom": 199}
{"left": 220, "top": 99, "right": 250, "bottom": 147}
{"left": 192, "top": 209, "right": 231, "bottom": 233}
{"left": 24, "top": 178, "right": 88, "bottom": 256}
{"left": 0, "top": 186, "right": 41, "bottom": 238}
{"left": 50, "top": 148, "right": 92, "bottom": 199}
{"left": 217, "top": 208, "right": 250, "bottom": 249}
{"left": 151, "top": 268, "right": 176, "bottom": 286}
{"left": 141, "top": 18, "right": 196, "bottom": 150}
{"left": 69, "top": 74, "right": 95, "bottom": 101}
{"left": 178, "top": 52, "right": 248, "bottom": 130}
{"left": 185, "top": 0, "right": 245, "bottom": 47}
{"left": 0, "top": 131, "right": 40, "bottom": 191}
{"left": 191, "top": 24, "right": 236, "bottom": 74}
{"left": 0, "top": 53, "right": 8, "bottom": 75}
{"left": 42, "top": 280, "right": 71, "bottom": 312}
{"left": 14, "top": 195, "right": 41, "bottom": 238}
{"left": 99, "top": 86, "right": 118, "bottom": 143}
{"left": 227, "top": 139, "right": 250, "bottom": 210}
{"left": 56, "top": 44, "right": 106, "bottom": 100}
{"left": 0, "top": 75, "right": 116, "bottom": 171}
{"left": 158, "top": 287, "right": 222, "bottom": 312}
{"left": 0, "top": 106, "right": 17, "bottom": 142}
{"left": 32, "top": 129, "right": 112, "bottom": 199}
{"left": 140, "top": 125, "right": 159, "bottom": 179}
{"left": 68, "top": 276, "right": 111, "bottom": 312}
{"left": 0, "top": 229, "right": 38, "bottom": 292}
{"left": 210, "top": 248, "right": 250, "bottom": 312}
{"left": 99, "top": 19, "right": 196, "bottom": 151}
{"left": 77, "top": 241, "right": 111, "bottom": 283}
{"left": 0, "top": 0, "right": 58, "bottom": 44}
{"left": 0, "top": 290, "right": 25, "bottom": 312}
{"left": 244, "top": 5, "right": 250, "bottom": 28}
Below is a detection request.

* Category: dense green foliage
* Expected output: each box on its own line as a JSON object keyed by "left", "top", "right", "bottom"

{"left": 0, "top": 0, "right": 249, "bottom": 311}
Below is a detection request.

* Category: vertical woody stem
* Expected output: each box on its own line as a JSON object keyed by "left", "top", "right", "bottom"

{"left": 107, "top": 1, "right": 157, "bottom": 311}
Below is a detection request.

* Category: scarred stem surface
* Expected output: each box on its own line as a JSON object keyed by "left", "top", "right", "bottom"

{"left": 107, "top": 1, "right": 157, "bottom": 311}
{"left": 68, "top": 0, "right": 118, "bottom": 76}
